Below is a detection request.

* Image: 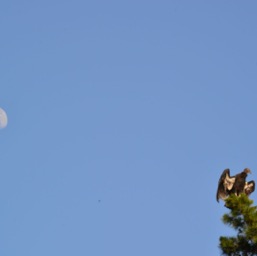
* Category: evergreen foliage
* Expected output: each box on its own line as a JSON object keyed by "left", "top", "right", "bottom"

{"left": 219, "top": 194, "right": 257, "bottom": 255}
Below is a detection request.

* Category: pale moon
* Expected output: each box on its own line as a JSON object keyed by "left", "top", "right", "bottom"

{"left": 0, "top": 108, "right": 8, "bottom": 129}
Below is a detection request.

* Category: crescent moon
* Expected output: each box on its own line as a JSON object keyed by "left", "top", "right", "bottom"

{"left": 0, "top": 108, "right": 8, "bottom": 129}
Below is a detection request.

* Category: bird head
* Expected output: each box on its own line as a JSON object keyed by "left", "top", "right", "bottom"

{"left": 244, "top": 168, "right": 251, "bottom": 174}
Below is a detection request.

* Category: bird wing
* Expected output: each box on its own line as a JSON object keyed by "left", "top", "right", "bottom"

{"left": 244, "top": 180, "right": 255, "bottom": 196}
{"left": 216, "top": 169, "right": 235, "bottom": 202}
{"left": 224, "top": 171, "right": 236, "bottom": 190}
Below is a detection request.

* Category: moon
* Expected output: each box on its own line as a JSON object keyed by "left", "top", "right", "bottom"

{"left": 0, "top": 108, "right": 8, "bottom": 129}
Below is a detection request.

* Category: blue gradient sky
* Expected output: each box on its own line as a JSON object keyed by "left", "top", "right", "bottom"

{"left": 1, "top": 1, "right": 257, "bottom": 255}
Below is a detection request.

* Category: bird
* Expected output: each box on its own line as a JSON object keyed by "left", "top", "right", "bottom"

{"left": 216, "top": 168, "right": 255, "bottom": 202}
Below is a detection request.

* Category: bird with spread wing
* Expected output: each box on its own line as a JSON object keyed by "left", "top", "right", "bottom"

{"left": 216, "top": 168, "right": 255, "bottom": 202}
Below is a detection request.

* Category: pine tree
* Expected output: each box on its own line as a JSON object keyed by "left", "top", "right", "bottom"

{"left": 219, "top": 194, "right": 257, "bottom": 255}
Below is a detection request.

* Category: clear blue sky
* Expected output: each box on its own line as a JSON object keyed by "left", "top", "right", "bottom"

{"left": 1, "top": 1, "right": 257, "bottom": 255}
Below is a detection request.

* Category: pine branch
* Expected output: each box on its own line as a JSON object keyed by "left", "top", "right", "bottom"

{"left": 219, "top": 194, "right": 257, "bottom": 255}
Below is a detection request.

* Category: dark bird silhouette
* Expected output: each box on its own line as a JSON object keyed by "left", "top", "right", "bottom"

{"left": 216, "top": 168, "right": 255, "bottom": 202}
